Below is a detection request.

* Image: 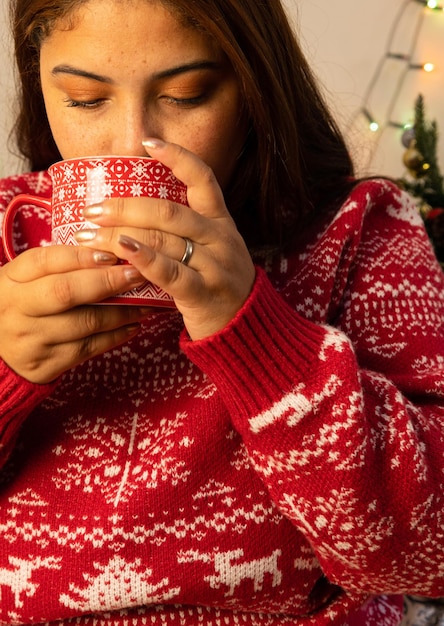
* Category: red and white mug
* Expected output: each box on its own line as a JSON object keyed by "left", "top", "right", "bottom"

{"left": 2, "top": 156, "right": 188, "bottom": 307}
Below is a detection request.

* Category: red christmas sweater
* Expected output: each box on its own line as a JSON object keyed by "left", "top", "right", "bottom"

{"left": 0, "top": 172, "right": 443, "bottom": 626}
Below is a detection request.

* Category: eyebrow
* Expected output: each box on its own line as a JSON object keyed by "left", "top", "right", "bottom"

{"left": 51, "top": 60, "right": 223, "bottom": 83}
{"left": 52, "top": 65, "right": 114, "bottom": 83}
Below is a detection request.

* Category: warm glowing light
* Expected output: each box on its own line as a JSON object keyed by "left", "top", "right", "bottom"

{"left": 361, "top": 108, "right": 380, "bottom": 132}
{"left": 409, "top": 62, "right": 436, "bottom": 72}
{"left": 358, "top": 0, "right": 442, "bottom": 148}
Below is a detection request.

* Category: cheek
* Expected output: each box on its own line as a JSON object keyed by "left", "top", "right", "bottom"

{"left": 41, "top": 92, "right": 104, "bottom": 159}
{"left": 183, "top": 109, "right": 245, "bottom": 189}
{"left": 207, "top": 88, "right": 246, "bottom": 187}
{"left": 207, "top": 119, "right": 246, "bottom": 188}
{"left": 43, "top": 105, "right": 76, "bottom": 159}
{"left": 203, "top": 132, "right": 240, "bottom": 188}
{"left": 48, "top": 115, "right": 107, "bottom": 160}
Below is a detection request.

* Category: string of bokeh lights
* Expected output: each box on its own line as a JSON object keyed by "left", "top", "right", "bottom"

{"left": 354, "top": 0, "right": 442, "bottom": 138}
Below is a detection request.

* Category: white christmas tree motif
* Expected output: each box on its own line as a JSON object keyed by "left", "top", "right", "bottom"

{"left": 8, "top": 488, "right": 48, "bottom": 508}
{"left": 59, "top": 555, "right": 180, "bottom": 611}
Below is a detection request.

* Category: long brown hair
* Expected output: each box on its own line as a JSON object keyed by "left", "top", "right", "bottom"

{"left": 9, "top": 0, "right": 355, "bottom": 247}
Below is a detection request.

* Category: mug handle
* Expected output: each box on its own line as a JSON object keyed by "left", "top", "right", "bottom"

{"left": 2, "top": 194, "right": 51, "bottom": 261}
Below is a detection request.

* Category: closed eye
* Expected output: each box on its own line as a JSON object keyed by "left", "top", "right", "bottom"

{"left": 63, "top": 98, "right": 106, "bottom": 109}
{"left": 161, "top": 94, "right": 206, "bottom": 107}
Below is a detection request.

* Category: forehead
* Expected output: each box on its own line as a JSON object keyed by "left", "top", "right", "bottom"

{"left": 47, "top": 0, "right": 188, "bottom": 37}
{"left": 40, "top": 0, "right": 219, "bottom": 71}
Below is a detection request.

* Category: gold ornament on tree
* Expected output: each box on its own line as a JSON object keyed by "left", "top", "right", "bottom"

{"left": 402, "top": 141, "right": 428, "bottom": 178}
{"left": 399, "top": 95, "right": 444, "bottom": 264}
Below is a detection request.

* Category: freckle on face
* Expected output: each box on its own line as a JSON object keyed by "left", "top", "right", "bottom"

{"left": 39, "top": 0, "right": 246, "bottom": 188}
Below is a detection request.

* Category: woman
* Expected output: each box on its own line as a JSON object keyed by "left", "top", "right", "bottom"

{"left": 0, "top": 0, "right": 443, "bottom": 624}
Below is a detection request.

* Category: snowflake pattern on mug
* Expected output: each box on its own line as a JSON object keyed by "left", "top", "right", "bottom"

{"left": 49, "top": 157, "right": 187, "bottom": 245}
{"left": 47, "top": 157, "right": 188, "bottom": 306}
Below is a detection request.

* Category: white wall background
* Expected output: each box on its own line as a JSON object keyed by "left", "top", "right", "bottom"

{"left": 0, "top": 1, "right": 22, "bottom": 177}
{"left": 286, "top": 0, "right": 444, "bottom": 179}
{"left": 1, "top": 0, "right": 443, "bottom": 179}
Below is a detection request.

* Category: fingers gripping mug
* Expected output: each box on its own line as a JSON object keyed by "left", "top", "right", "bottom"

{"left": 2, "top": 156, "right": 189, "bottom": 307}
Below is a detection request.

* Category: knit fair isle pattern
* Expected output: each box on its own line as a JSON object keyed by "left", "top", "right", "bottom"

{"left": 0, "top": 173, "right": 443, "bottom": 625}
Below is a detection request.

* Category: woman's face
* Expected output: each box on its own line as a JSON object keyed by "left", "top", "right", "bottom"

{"left": 39, "top": 0, "right": 245, "bottom": 189}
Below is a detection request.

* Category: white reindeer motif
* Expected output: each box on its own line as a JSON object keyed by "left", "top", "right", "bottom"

{"left": 0, "top": 556, "right": 62, "bottom": 608}
{"left": 205, "top": 548, "right": 282, "bottom": 596}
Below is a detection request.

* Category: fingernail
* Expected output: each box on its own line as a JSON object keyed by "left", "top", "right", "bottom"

{"left": 83, "top": 205, "right": 104, "bottom": 219}
{"left": 75, "top": 229, "right": 97, "bottom": 242}
{"left": 119, "top": 234, "right": 141, "bottom": 253}
{"left": 124, "top": 266, "right": 145, "bottom": 285}
{"left": 93, "top": 251, "right": 116, "bottom": 264}
{"left": 142, "top": 137, "right": 165, "bottom": 150}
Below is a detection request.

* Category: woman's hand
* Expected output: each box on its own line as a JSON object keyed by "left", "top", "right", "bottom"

{"left": 0, "top": 245, "right": 149, "bottom": 383}
{"left": 75, "top": 139, "right": 256, "bottom": 340}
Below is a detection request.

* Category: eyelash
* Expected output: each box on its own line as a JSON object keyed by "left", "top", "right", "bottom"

{"left": 64, "top": 98, "right": 104, "bottom": 109}
{"left": 63, "top": 94, "right": 206, "bottom": 109}
{"left": 162, "top": 95, "right": 206, "bottom": 106}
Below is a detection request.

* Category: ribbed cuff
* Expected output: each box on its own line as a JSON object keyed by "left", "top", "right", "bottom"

{"left": 0, "top": 359, "right": 57, "bottom": 465}
{"left": 180, "top": 267, "right": 329, "bottom": 420}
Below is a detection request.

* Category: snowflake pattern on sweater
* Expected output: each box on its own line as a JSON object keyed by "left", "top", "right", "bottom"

{"left": 0, "top": 173, "right": 443, "bottom": 626}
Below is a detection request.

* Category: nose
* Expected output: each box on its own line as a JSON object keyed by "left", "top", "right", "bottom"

{"left": 111, "top": 101, "right": 155, "bottom": 157}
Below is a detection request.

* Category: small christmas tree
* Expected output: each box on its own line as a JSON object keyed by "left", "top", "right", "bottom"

{"left": 400, "top": 94, "right": 444, "bottom": 264}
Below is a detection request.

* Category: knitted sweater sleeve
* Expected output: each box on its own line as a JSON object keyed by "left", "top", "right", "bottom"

{"left": 0, "top": 363, "right": 57, "bottom": 468}
{"left": 0, "top": 172, "right": 57, "bottom": 467}
{"left": 181, "top": 180, "right": 444, "bottom": 597}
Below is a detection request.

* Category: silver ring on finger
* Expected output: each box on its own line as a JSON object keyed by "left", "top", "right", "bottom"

{"left": 180, "top": 237, "right": 194, "bottom": 266}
